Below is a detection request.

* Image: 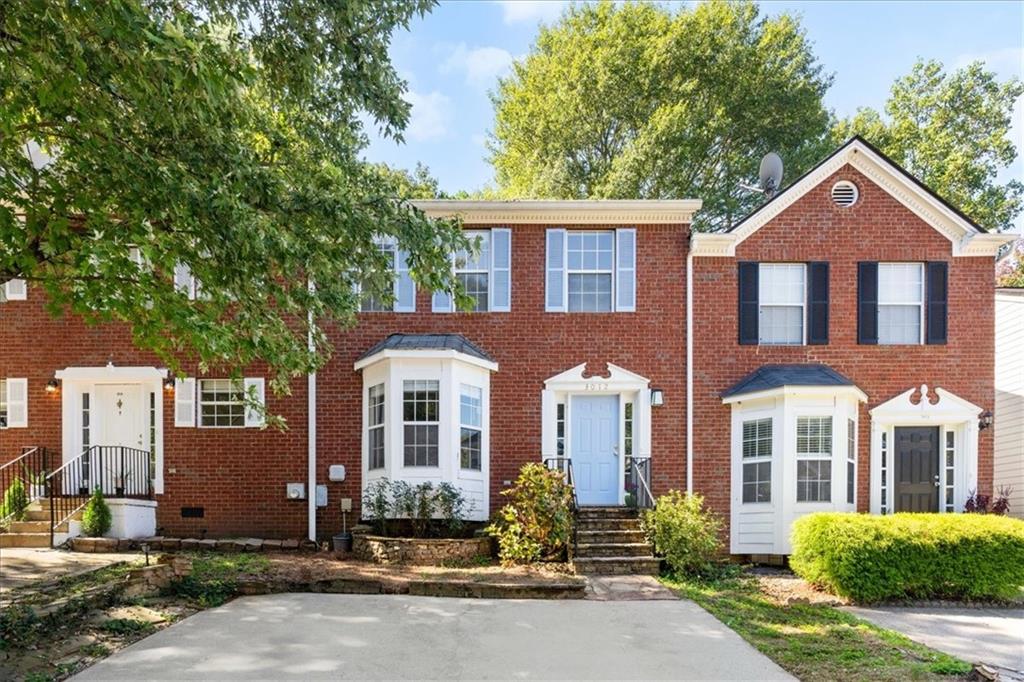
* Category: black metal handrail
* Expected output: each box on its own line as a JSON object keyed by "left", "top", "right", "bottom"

{"left": 0, "top": 446, "right": 50, "bottom": 524}
{"left": 45, "top": 445, "right": 152, "bottom": 546}
{"left": 543, "top": 456, "right": 578, "bottom": 558}
{"left": 626, "top": 455, "right": 655, "bottom": 510}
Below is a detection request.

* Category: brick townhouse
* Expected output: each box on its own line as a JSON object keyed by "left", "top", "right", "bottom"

{"left": 0, "top": 137, "right": 1014, "bottom": 555}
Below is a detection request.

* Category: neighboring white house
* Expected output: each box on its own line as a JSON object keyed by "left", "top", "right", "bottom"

{"left": 995, "top": 288, "right": 1024, "bottom": 518}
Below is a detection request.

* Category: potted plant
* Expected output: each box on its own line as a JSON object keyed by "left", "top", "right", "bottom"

{"left": 332, "top": 499, "right": 354, "bottom": 553}
{"left": 23, "top": 468, "right": 46, "bottom": 500}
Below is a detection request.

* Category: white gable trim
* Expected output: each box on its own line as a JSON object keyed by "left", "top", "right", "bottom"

{"left": 693, "top": 138, "right": 1015, "bottom": 258}
{"left": 869, "top": 383, "right": 982, "bottom": 423}
{"left": 543, "top": 362, "right": 650, "bottom": 392}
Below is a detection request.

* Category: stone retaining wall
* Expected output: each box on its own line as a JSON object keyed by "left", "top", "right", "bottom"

{"left": 353, "top": 534, "right": 493, "bottom": 565}
{"left": 70, "top": 536, "right": 315, "bottom": 553}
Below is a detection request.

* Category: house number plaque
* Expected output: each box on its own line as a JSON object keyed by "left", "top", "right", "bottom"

{"left": 584, "top": 382, "right": 609, "bottom": 392}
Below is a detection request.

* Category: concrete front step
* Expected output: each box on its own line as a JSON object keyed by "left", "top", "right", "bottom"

{"left": 576, "top": 506, "right": 639, "bottom": 519}
{"left": 572, "top": 556, "right": 661, "bottom": 576}
{"left": 575, "top": 542, "right": 654, "bottom": 558}
{"left": 577, "top": 518, "right": 643, "bottom": 532}
{"left": 0, "top": 532, "right": 51, "bottom": 548}
{"left": 8, "top": 519, "right": 69, "bottom": 534}
{"left": 577, "top": 529, "right": 647, "bottom": 544}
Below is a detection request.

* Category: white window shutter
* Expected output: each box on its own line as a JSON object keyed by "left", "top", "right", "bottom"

{"left": 244, "top": 377, "right": 266, "bottom": 427}
{"left": 491, "top": 228, "right": 511, "bottom": 312}
{"left": 394, "top": 248, "right": 416, "bottom": 312}
{"left": 4, "top": 279, "right": 27, "bottom": 301}
{"left": 6, "top": 378, "right": 28, "bottom": 428}
{"left": 173, "top": 263, "right": 196, "bottom": 300}
{"left": 541, "top": 389, "right": 556, "bottom": 457}
{"left": 545, "top": 229, "right": 566, "bottom": 312}
{"left": 615, "top": 228, "right": 636, "bottom": 312}
{"left": 174, "top": 378, "right": 196, "bottom": 427}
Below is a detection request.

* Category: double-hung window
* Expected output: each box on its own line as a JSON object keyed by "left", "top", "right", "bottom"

{"left": 360, "top": 239, "right": 416, "bottom": 313}
{"left": 368, "top": 384, "right": 385, "bottom": 470}
{"left": 459, "top": 385, "right": 483, "bottom": 470}
{"left": 546, "top": 228, "right": 636, "bottom": 312}
{"left": 796, "top": 416, "right": 832, "bottom": 502}
{"left": 199, "top": 379, "right": 246, "bottom": 428}
{"left": 846, "top": 418, "right": 856, "bottom": 505}
{"left": 403, "top": 380, "right": 439, "bottom": 466}
{"left": 434, "top": 229, "right": 510, "bottom": 312}
{"left": 877, "top": 263, "right": 924, "bottom": 344}
{"left": 758, "top": 264, "right": 806, "bottom": 345}
{"left": 741, "top": 418, "right": 772, "bottom": 503}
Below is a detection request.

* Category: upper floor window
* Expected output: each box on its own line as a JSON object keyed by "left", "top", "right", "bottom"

{"left": 546, "top": 228, "right": 635, "bottom": 313}
{"left": 434, "top": 229, "right": 510, "bottom": 313}
{"left": 758, "top": 264, "right": 806, "bottom": 345}
{"left": 877, "top": 263, "right": 924, "bottom": 345}
{"left": 360, "top": 239, "right": 416, "bottom": 313}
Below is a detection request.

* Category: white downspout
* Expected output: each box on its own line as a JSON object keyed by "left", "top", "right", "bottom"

{"left": 307, "top": 284, "right": 317, "bottom": 544}
{"left": 686, "top": 251, "right": 694, "bottom": 494}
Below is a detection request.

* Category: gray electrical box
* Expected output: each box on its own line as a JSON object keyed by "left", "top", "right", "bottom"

{"left": 316, "top": 485, "right": 328, "bottom": 508}
{"left": 285, "top": 482, "right": 306, "bottom": 500}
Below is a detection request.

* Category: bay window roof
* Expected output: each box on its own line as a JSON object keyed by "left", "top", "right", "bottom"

{"left": 722, "top": 364, "right": 864, "bottom": 402}
{"left": 355, "top": 333, "right": 496, "bottom": 371}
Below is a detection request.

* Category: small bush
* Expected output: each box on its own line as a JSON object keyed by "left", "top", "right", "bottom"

{"left": 0, "top": 478, "right": 30, "bottom": 522}
{"left": 487, "top": 463, "right": 573, "bottom": 564}
{"left": 641, "top": 491, "right": 723, "bottom": 576}
{"left": 791, "top": 512, "right": 1024, "bottom": 603}
{"left": 81, "top": 487, "right": 112, "bottom": 537}
{"left": 359, "top": 478, "right": 472, "bottom": 538}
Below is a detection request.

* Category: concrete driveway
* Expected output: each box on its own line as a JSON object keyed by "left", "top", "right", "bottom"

{"left": 848, "top": 605, "right": 1024, "bottom": 672}
{"left": 75, "top": 593, "right": 793, "bottom": 680}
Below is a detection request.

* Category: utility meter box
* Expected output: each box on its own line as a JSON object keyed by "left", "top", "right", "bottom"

{"left": 285, "top": 482, "right": 306, "bottom": 500}
{"left": 316, "top": 485, "right": 328, "bottom": 508}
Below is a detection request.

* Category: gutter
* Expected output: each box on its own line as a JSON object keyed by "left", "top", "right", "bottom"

{"left": 307, "top": 283, "right": 317, "bottom": 543}
{"left": 686, "top": 251, "right": 694, "bottom": 494}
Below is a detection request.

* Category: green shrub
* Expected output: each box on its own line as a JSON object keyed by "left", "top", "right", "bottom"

{"left": 791, "top": 512, "right": 1024, "bottom": 603}
{"left": 487, "top": 463, "right": 573, "bottom": 564}
{"left": 81, "top": 487, "right": 112, "bottom": 537}
{"left": 641, "top": 491, "right": 723, "bottom": 576}
{"left": 359, "top": 478, "right": 471, "bottom": 538}
{"left": 0, "top": 478, "right": 30, "bottom": 522}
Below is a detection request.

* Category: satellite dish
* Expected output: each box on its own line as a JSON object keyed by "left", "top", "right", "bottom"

{"left": 758, "top": 152, "right": 784, "bottom": 197}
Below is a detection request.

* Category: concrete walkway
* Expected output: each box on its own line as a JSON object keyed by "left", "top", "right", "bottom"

{"left": 848, "top": 605, "right": 1024, "bottom": 672}
{"left": 0, "top": 548, "right": 137, "bottom": 598}
{"left": 75, "top": 593, "right": 794, "bottom": 680}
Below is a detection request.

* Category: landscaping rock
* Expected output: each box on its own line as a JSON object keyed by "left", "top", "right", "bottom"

{"left": 280, "top": 539, "right": 300, "bottom": 550}
{"left": 243, "top": 538, "right": 263, "bottom": 552}
{"left": 354, "top": 534, "right": 493, "bottom": 566}
{"left": 262, "top": 539, "right": 282, "bottom": 550}
{"left": 158, "top": 538, "right": 182, "bottom": 551}
{"left": 180, "top": 538, "right": 217, "bottom": 551}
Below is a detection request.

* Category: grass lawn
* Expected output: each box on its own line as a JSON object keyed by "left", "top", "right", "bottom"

{"left": 661, "top": 571, "right": 973, "bottom": 682}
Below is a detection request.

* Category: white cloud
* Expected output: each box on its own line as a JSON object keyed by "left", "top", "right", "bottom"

{"left": 953, "top": 47, "right": 1024, "bottom": 78}
{"left": 497, "top": 0, "right": 567, "bottom": 25}
{"left": 440, "top": 44, "right": 516, "bottom": 88}
{"left": 405, "top": 91, "right": 453, "bottom": 141}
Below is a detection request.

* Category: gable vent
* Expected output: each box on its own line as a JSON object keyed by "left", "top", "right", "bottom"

{"left": 831, "top": 181, "right": 859, "bottom": 207}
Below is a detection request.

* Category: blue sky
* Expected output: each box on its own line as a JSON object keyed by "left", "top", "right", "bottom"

{"left": 363, "top": 0, "right": 1024, "bottom": 228}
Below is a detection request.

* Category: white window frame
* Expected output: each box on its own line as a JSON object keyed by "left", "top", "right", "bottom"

{"left": 402, "top": 379, "right": 440, "bottom": 467}
{"left": 0, "top": 378, "right": 28, "bottom": 429}
{"left": 847, "top": 417, "right": 857, "bottom": 506}
{"left": 3, "top": 279, "right": 27, "bottom": 301}
{"left": 455, "top": 231, "right": 491, "bottom": 312}
{"left": 877, "top": 262, "right": 925, "bottom": 345}
{"left": 459, "top": 384, "right": 483, "bottom": 471}
{"left": 434, "top": 229, "right": 510, "bottom": 313}
{"left": 360, "top": 241, "right": 398, "bottom": 313}
{"left": 741, "top": 417, "right": 773, "bottom": 504}
{"left": 796, "top": 416, "right": 833, "bottom": 503}
{"left": 566, "top": 230, "right": 615, "bottom": 313}
{"left": 198, "top": 378, "right": 246, "bottom": 428}
{"left": 758, "top": 263, "right": 807, "bottom": 346}
{"left": 368, "top": 383, "right": 385, "bottom": 470}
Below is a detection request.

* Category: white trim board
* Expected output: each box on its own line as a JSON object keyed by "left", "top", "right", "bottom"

{"left": 412, "top": 199, "right": 701, "bottom": 225}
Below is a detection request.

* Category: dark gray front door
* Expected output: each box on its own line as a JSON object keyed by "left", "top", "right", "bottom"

{"left": 894, "top": 427, "right": 940, "bottom": 512}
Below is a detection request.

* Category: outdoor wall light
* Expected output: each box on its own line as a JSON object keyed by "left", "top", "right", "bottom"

{"left": 163, "top": 376, "right": 175, "bottom": 391}
{"left": 650, "top": 388, "right": 664, "bottom": 407}
{"left": 979, "top": 410, "right": 994, "bottom": 431}
{"left": 45, "top": 378, "right": 60, "bottom": 393}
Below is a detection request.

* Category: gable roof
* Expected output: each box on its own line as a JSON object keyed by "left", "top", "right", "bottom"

{"left": 691, "top": 136, "right": 1016, "bottom": 258}
{"left": 357, "top": 333, "right": 495, "bottom": 364}
{"left": 721, "top": 364, "right": 859, "bottom": 399}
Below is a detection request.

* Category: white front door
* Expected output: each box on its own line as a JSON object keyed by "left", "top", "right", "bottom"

{"left": 96, "top": 384, "right": 145, "bottom": 449}
{"left": 572, "top": 395, "right": 619, "bottom": 506}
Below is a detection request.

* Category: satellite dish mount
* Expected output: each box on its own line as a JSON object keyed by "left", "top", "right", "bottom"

{"left": 739, "top": 152, "right": 784, "bottom": 199}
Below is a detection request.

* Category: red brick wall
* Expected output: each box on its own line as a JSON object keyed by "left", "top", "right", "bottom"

{"left": 1, "top": 222, "right": 689, "bottom": 539}
{"left": 691, "top": 164, "right": 996, "bottom": 536}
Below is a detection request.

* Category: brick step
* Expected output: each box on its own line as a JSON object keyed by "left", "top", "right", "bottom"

{"left": 8, "top": 520, "right": 68, "bottom": 534}
{"left": 575, "top": 542, "right": 653, "bottom": 558}
{"left": 577, "top": 518, "right": 643, "bottom": 532}
{"left": 0, "top": 532, "right": 51, "bottom": 548}
{"left": 576, "top": 506, "right": 639, "bottom": 519}
{"left": 572, "top": 556, "right": 661, "bottom": 576}
{"left": 577, "top": 529, "right": 647, "bottom": 544}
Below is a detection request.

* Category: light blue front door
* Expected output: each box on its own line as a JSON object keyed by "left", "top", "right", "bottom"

{"left": 571, "top": 395, "right": 619, "bottom": 505}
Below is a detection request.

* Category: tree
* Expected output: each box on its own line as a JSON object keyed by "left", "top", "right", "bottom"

{"left": 368, "top": 163, "right": 445, "bottom": 200}
{"left": 834, "top": 60, "right": 1024, "bottom": 232}
{"left": 488, "top": 0, "right": 833, "bottom": 231}
{"left": 0, "top": 1, "right": 468, "bottom": 396}
{"left": 997, "top": 238, "right": 1024, "bottom": 288}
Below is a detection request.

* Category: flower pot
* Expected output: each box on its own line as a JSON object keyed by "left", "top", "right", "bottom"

{"left": 332, "top": 532, "right": 353, "bottom": 553}
{"left": 29, "top": 485, "right": 45, "bottom": 500}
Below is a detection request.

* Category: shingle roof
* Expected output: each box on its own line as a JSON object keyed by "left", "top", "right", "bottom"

{"left": 357, "top": 333, "right": 495, "bottom": 363}
{"left": 721, "top": 364, "right": 856, "bottom": 399}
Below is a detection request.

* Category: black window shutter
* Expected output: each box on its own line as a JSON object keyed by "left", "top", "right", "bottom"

{"left": 857, "top": 262, "right": 878, "bottom": 345}
{"left": 807, "top": 262, "right": 830, "bottom": 345}
{"left": 926, "top": 261, "right": 948, "bottom": 344}
{"left": 738, "top": 262, "right": 759, "bottom": 345}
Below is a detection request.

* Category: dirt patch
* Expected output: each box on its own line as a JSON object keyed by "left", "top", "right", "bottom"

{"left": 749, "top": 566, "right": 849, "bottom": 606}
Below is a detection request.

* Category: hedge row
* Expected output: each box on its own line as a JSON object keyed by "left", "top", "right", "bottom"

{"left": 790, "top": 513, "right": 1024, "bottom": 603}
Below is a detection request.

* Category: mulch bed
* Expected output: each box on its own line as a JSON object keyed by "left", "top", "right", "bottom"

{"left": 748, "top": 566, "right": 850, "bottom": 606}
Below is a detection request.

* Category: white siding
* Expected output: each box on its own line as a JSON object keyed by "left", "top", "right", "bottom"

{"left": 995, "top": 290, "right": 1024, "bottom": 518}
